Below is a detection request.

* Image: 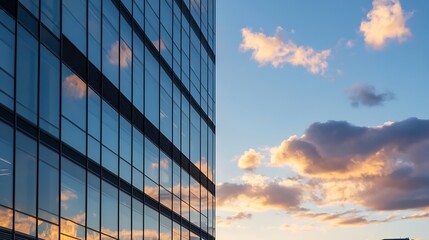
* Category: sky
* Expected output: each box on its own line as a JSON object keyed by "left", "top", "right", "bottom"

{"left": 215, "top": 0, "right": 429, "bottom": 239}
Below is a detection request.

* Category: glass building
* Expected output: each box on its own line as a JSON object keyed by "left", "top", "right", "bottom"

{"left": 0, "top": 0, "right": 216, "bottom": 239}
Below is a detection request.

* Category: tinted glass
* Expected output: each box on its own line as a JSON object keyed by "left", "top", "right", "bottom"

{"left": 88, "top": 0, "right": 101, "bottom": 69}
{"left": 16, "top": 26, "right": 38, "bottom": 123}
{"left": 102, "top": 100, "right": 118, "bottom": 153}
{"left": 40, "top": 46, "right": 60, "bottom": 137}
{"left": 132, "top": 127, "right": 143, "bottom": 172}
{"left": 38, "top": 145, "right": 59, "bottom": 223}
{"left": 120, "top": 116, "right": 132, "bottom": 163}
{"left": 88, "top": 173, "right": 100, "bottom": 231}
{"left": 102, "top": 0, "right": 119, "bottom": 87}
{"left": 0, "top": 11, "right": 15, "bottom": 109}
{"left": 88, "top": 88, "right": 101, "bottom": 140}
{"left": 62, "top": 64, "right": 87, "bottom": 130}
{"left": 144, "top": 205, "right": 159, "bottom": 240}
{"left": 101, "top": 181, "right": 118, "bottom": 238}
{"left": 145, "top": 138, "right": 159, "bottom": 183}
{"left": 132, "top": 198, "right": 143, "bottom": 240}
{"left": 62, "top": 0, "right": 87, "bottom": 54}
{"left": 0, "top": 122, "right": 13, "bottom": 207}
{"left": 15, "top": 132, "right": 37, "bottom": 216}
{"left": 119, "top": 191, "right": 131, "bottom": 240}
{"left": 61, "top": 157, "right": 86, "bottom": 225}
{"left": 41, "top": 0, "right": 60, "bottom": 36}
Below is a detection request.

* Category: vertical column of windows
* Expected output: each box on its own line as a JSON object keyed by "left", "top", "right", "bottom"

{"left": 0, "top": 10, "right": 15, "bottom": 110}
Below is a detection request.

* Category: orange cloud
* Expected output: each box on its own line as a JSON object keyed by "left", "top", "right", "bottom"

{"left": 360, "top": 0, "right": 412, "bottom": 49}
{"left": 269, "top": 118, "right": 429, "bottom": 211}
{"left": 108, "top": 40, "right": 132, "bottom": 68}
{"left": 64, "top": 74, "right": 86, "bottom": 99}
{"left": 238, "top": 148, "right": 263, "bottom": 171}
{"left": 240, "top": 27, "right": 331, "bottom": 75}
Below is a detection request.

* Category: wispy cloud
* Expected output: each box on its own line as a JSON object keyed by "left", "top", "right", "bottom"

{"left": 360, "top": 0, "right": 412, "bottom": 49}
{"left": 347, "top": 83, "right": 395, "bottom": 107}
{"left": 64, "top": 74, "right": 86, "bottom": 99}
{"left": 238, "top": 148, "right": 263, "bottom": 171}
{"left": 240, "top": 27, "right": 331, "bottom": 75}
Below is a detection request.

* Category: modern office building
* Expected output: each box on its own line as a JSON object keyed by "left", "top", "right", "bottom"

{"left": 0, "top": 0, "right": 215, "bottom": 239}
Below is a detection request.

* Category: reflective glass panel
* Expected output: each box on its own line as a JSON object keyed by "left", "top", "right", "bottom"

{"left": 16, "top": 26, "right": 38, "bottom": 123}
{"left": 38, "top": 145, "right": 59, "bottom": 223}
{"left": 15, "top": 132, "right": 37, "bottom": 216}
{"left": 88, "top": 173, "right": 100, "bottom": 231}
{"left": 61, "top": 157, "right": 86, "bottom": 225}
{"left": 0, "top": 121, "right": 13, "bottom": 207}
{"left": 144, "top": 138, "right": 159, "bottom": 183}
{"left": 40, "top": 46, "right": 60, "bottom": 137}
{"left": 62, "top": 0, "right": 87, "bottom": 54}
{"left": 144, "top": 205, "right": 159, "bottom": 240}
{"left": 101, "top": 181, "right": 118, "bottom": 238}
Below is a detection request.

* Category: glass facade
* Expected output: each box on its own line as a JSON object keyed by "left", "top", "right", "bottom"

{"left": 0, "top": 0, "right": 215, "bottom": 239}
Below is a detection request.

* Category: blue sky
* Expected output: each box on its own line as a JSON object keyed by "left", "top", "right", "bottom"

{"left": 215, "top": 0, "right": 429, "bottom": 239}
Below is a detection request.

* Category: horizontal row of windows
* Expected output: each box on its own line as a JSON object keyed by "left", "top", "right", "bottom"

{"left": 0, "top": 116, "right": 216, "bottom": 239}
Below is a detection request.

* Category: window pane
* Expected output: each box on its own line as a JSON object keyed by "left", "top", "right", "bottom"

{"left": 120, "top": 39, "right": 132, "bottom": 100}
{"left": 62, "top": 117, "right": 86, "bottom": 154}
{"left": 102, "top": 101, "right": 118, "bottom": 153}
{"left": 88, "top": 88, "right": 101, "bottom": 140}
{"left": 15, "top": 211, "right": 36, "bottom": 237}
{"left": 88, "top": 173, "right": 100, "bottom": 231}
{"left": 40, "top": 46, "right": 60, "bottom": 137}
{"left": 102, "top": 145, "right": 118, "bottom": 175}
{"left": 61, "top": 157, "right": 86, "bottom": 225}
{"left": 145, "top": 49, "right": 160, "bottom": 127}
{"left": 119, "top": 191, "right": 131, "bottom": 240}
{"left": 132, "top": 57, "right": 144, "bottom": 112}
{"left": 0, "top": 205, "right": 12, "bottom": 230}
{"left": 120, "top": 116, "right": 132, "bottom": 163}
{"left": 102, "top": 0, "right": 119, "bottom": 87}
{"left": 38, "top": 219, "right": 59, "bottom": 240}
{"left": 160, "top": 152, "right": 172, "bottom": 191}
{"left": 41, "top": 0, "right": 60, "bottom": 36}
{"left": 160, "top": 214, "right": 172, "bottom": 240}
{"left": 0, "top": 121, "right": 13, "bottom": 207}
{"left": 38, "top": 145, "right": 60, "bottom": 224}
{"left": 132, "top": 127, "right": 143, "bottom": 172}
{"left": 62, "top": 0, "right": 87, "bottom": 54}
{"left": 15, "top": 132, "right": 37, "bottom": 216}
{"left": 61, "top": 218, "right": 85, "bottom": 239}
{"left": 0, "top": 11, "right": 15, "bottom": 109}
{"left": 88, "top": 0, "right": 101, "bottom": 69}
{"left": 62, "top": 64, "right": 87, "bottom": 130}
{"left": 144, "top": 138, "right": 159, "bottom": 183}
{"left": 132, "top": 198, "right": 143, "bottom": 240}
{"left": 144, "top": 205, "right": 159, "bottom": 240}
{"left": 160, "top": 88, "right": 173, "bottom": 141}
{"left": 101, "top": 181, "right": 118, "bottom": 238}
{"left": 16, "top": 26, "right": 38, "bottom": 123}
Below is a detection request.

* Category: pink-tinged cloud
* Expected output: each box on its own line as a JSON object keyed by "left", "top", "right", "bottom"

{"left": 217, "top": 182, "right": 303, "bottom": 212}
{"left": 240, "top": 27, "right": 331, "bottom": 75}
{"left": 64, "top": 74, "right": 86, "bottom": 99}
{"left": 360, "top": 0, "right": 412, "bottom": 49}
{"left": 270, "top": 118, "right": 429, "bottom": 211}
{"left": 108, "top": 40, "right": 132, "bottom": 68}
{"left": 238, "top": 148, "right": 263, "bottom": 171}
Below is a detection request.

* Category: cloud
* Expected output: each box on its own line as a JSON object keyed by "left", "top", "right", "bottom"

{"left": 346, "top": 40, "right": 354, "bottom": 48}
{"left": 108, "top": 40, "right": 132, "bottom": 68}
{"left": 64, "top": 74, "right": 86, "bottom": 99}
{"left": 240, "top": 27, "right": 331, "bottom": 75}
{"left": 347, "top": 83, "right": 395, "bottom": 107}
{"left": 360, "top": 0, "right": 412, "bottom": 49}
{"left": 270, "top": 118, "right": 429, "bottom": 210}
{"left": 295, "top": 209, "right": 395, "bottom": 226}
{"left": 226, "top": 212, "right": 253, "bottom": 221}
{"left": 217, "top": 182, "right": 303, "bottom": 212}
{"left": 238, "top": 148, "right": 263, "bottom": 171}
